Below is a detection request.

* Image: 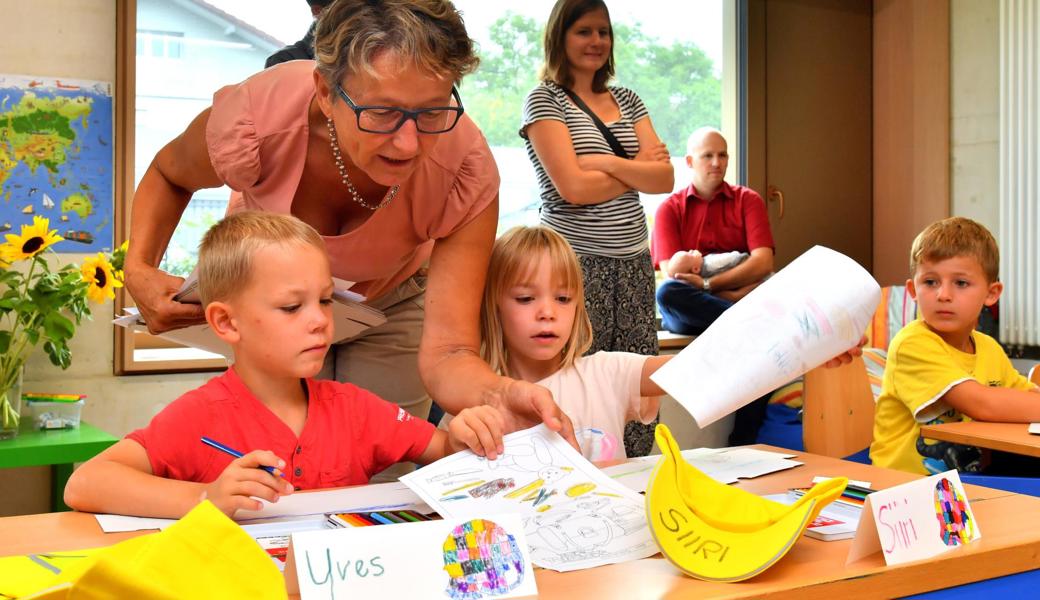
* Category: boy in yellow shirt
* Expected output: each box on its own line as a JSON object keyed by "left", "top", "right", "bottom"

{"left": 870, "top": 217, "right": 1040, "bottom": 475}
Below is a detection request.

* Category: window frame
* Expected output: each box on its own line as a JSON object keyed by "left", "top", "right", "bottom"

{"left": 114, "top": 0, "right": 226, "bottom": 374}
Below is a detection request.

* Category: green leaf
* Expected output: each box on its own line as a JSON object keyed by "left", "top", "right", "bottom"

{"left": 43, "top": 340, "right": 72, "bottom": 369}
{"left": 0, "top": 331, "right": 9, "bottom": 354}
{"left": 43, "top": 312, "right": 75, "bottom": 342}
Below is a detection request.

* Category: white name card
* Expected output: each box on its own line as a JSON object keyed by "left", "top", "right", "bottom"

{"left": 847, "top": 470, "right": 981, "bottom": 566}
{"left": 285, "top": 513, "right": 537, "bottom": 600}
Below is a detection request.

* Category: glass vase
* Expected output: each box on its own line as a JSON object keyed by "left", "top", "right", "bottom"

{"left": 0, "top": 365, "right": 24, "bottom": 440}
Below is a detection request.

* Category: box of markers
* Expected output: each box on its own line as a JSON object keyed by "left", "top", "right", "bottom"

{"left": 326, "top": 509, "right": 438, "bottom": 528}
{"left": 25, "top": 393, "right": 86, "bottom": 430}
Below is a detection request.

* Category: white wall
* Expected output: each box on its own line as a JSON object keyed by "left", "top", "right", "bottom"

{"left": 950, "top": 0, "right": 1000, "bottom": 233}
{"left": 0, "top": 0, "right": 211, "bottom": 516}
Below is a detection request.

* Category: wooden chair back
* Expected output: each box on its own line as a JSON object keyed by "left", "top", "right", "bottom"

{"left": 802, "top": 356, "right": 876, "bottom": 458}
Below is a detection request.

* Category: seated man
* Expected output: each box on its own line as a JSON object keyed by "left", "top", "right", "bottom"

{"left": 652, "top": 127, "right": 775, "bottom": 336}
{"left": 651, "top": 127, "right": 775, "bottom": 446}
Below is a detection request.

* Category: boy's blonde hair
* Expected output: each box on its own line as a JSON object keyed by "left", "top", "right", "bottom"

{"left": 482, "top": 226, "right": 593, "bottom": 377}
{"left": 197, "top": 211, "right": 326, "bottom": 306}
{"left": 910, "top": 216, "right": 999, "bottom": 282}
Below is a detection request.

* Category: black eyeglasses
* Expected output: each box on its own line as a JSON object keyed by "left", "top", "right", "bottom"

{"left": 335, "top": 85, "right": 465, "bottom": 134}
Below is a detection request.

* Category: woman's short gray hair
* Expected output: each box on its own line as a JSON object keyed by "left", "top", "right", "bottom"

{"left": 314, "top": 0, "right": 479, "bottom": 86}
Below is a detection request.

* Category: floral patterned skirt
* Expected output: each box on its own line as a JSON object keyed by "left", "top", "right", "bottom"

{"left": 577, "top": 250, "right": 660, "bottom": 457}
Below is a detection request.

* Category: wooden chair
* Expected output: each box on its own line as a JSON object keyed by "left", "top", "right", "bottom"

{"left": 799, "top": 285, "right": 917, "bottom": 458}
{"left": 802, "top": 357, "right": 876, "bottom": 458}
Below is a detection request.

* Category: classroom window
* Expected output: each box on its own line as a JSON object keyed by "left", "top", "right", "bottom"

{"left": 137, "top": 30, "right": 185, "bottom": 59}
{"left": 451, "top": 1, "right": 739, "bottom": 233}
{"left": 115, "top": 1, "right": 739, "bottom": 373}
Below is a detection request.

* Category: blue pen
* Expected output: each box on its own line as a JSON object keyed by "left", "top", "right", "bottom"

{"left": 200, "top": 436, "right": 284, "bottom": 477}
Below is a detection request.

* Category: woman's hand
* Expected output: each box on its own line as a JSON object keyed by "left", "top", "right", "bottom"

{"left": 489, "top": 379, "right": 579, "bottom": 451}
{"left": 201, "top": 450, "right": 293, "bottom": 517}
{"left": 124, "top": 261, "right": 206, "bottom": 334}
{"left": 576, "top": 153, "right": 619, "bottom": 174}
{"left": 635, "top": 140, "right": 670, "bottom": 163}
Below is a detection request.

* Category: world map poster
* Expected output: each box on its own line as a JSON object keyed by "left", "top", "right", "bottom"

{"left": 0, "top": 73, "right": 113, "bottom": 253}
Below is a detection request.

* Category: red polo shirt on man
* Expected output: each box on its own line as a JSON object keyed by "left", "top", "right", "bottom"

{"left": 651, "top": 181, "right": 775, "bottom": 269}
{"left": 126, "top": 368, "right": 435, "bottom": 490}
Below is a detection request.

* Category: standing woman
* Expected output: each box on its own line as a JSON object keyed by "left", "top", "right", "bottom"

{"left": 521, "top": 0, "right": 673, "bottom": 456}
{"left": 124, "top": 0, "right": 576, "bottom": 461}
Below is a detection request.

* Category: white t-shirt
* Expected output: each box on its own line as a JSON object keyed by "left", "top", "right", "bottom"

{"left": 536, "top": 351, "right": 654, "bottom": 461}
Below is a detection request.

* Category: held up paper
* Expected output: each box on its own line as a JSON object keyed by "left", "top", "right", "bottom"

{"left": 651, "top": 245, "right": 881, "bottom": 427}
{"left": 401, "top": 425, "right": 658, "bottom": 572}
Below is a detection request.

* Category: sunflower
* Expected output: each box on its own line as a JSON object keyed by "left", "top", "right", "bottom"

{"left": 81, "top": 252, "right": 124, "bottom": 303}
{"left": 1, "top": 216, "right": 63, "bottom": 262}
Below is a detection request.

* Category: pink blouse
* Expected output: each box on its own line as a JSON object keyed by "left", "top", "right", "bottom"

{"left": 205, "top": 61, "right": 499, "bottom": 299}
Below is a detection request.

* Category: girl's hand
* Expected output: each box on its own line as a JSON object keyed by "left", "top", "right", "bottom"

{"left": 201, "top": 450, "right": 293, "bottom": 517}
{"left": 822, "top": 335, "right": 868, "bottom": 368}
{"left": 489, "top": 379, "right": 579, "bottom": 451}
{"left": 448, "top": 405, "right": 507, "bottom": 459}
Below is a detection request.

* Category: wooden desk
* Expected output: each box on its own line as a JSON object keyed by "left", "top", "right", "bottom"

{"left": 920, "top": 421, "right": 1040, "bottom": 458}
{"left": 1, "top": 446, "right": 1038, "bottom": 599}
{"left": 0, "top": 420, "right": 118, "bottom": 511}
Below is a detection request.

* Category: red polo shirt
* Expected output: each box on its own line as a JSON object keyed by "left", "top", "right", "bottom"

{"left": 651, "top": 181, "right": 775, "bottom": 269}
{"left": 127, "top": 368, "right": 435, "bottom": 490}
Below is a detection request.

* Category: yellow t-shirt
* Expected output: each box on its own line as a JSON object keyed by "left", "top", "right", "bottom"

{"left": 869, "top": 319, "right": 1034, "bottom": 474}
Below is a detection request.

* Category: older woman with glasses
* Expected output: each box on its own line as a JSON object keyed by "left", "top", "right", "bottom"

{"left": 124, "top": 0, "right": 577, "bottom": 466}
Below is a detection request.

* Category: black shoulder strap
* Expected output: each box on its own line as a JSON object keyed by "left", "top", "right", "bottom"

{"left": 561, "top": 87, "right": 630, "bottom": 160}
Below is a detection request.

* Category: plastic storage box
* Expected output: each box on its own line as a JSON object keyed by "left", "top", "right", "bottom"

{"left": 26, "top": 398, "right": 85, "bottom": 430}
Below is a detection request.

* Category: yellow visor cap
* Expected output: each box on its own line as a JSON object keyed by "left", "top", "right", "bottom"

{"left": 646, "top": 424, "right": 847, "bottom": 582}
{"left": 7, "top": 501, "right": 287, "bottom": 600}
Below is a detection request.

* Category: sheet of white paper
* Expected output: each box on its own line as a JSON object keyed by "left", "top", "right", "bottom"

{"left": 601, "top": 447, "right": 803, "bottom": 493}
{"left": 401, "top": 425, "right": 658, "bottom": 572}
{"left": 1028, "top": 423, "right": 1040, "bottom": 435}
{"left": 112, "top": 307, "right": 141, "bottom": 327}
{"left": 813, "top": 475, "right": 872, "bottom": 489}
{"left": 651, "top": 245, "right": 881, "bottom": 427}
{"left": 95, "top": 514, "right": 176, "bottom": 533}
{"left": 234, "top": 481, "right": 430, "bottom": 521}
{"left": 286, "top": 513, "right": 538, "bottom": 599}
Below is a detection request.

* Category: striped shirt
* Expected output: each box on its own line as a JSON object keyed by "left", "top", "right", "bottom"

{"left": 520, "top": 81, "right": 650, "bottom": 258}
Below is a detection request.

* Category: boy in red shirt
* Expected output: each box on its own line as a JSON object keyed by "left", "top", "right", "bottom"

{"left": 65, "top": 212, "right": 505, "bottom": 518}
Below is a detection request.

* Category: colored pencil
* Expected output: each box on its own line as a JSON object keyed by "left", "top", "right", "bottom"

{"left": 365, "top": 512, "right": 395, "bottom": 525}
{"left": 376, "top": 511, "right": 406, "bottom": 524}
{"left": 200, "top": 436, "right": 282, "bottom": 477}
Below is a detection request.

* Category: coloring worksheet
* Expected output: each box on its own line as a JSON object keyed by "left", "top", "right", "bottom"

{"left": 602, "top": 446, "right": 803, "bottom": 493}
{"left": 401, "top": 425, "right": 658, "bottom": 572}
{"left": 652, "top": 245, "right": 881, "bottom": 427}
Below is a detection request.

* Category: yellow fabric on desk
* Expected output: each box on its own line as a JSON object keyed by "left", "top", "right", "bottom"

{"left": 646, "top": 424, "right": 847, "bottom": 582}
{"left": 1, "top": 501, "right": 286, "bottom": 600}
